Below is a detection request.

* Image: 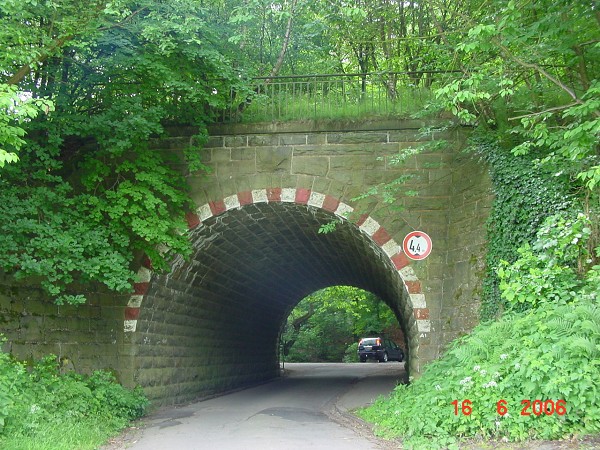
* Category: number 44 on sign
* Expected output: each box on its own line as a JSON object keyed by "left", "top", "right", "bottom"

{"left": 403, "top": 231, "right": 432, "bottom": 260}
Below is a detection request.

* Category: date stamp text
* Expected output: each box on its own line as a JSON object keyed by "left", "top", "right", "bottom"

{"left": 451, "top": 399, "right": 567, "bottom": 416}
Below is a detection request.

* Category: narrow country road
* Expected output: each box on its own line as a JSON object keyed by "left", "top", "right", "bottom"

{"left": 108, "top": 362, "right": 406, "bottom": 450}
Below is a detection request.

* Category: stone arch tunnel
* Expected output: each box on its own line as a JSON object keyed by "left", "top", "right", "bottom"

{"left": 129, "top": 189, "right": 427, "bottom": 403}
{"left": 0, "top": 119, "right": 493, "bottom": 405}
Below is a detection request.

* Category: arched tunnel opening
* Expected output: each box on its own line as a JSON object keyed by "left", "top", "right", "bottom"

{"left": 133, "top": 201, "right": 417, "bottom": 405}
{"left": 280, "top": 285, "right": 404, "bottom": 364}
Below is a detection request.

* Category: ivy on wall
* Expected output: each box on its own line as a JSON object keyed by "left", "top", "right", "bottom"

{"left": 472, "top": 134, "right": 574, "bottom": 320}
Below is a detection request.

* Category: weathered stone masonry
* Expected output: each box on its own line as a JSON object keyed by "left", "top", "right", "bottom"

{"left": 0, "top": 119, "right": 492, "bottom": 406}
{"left": 125, "top": 189, "right": 430, "bottom": 338}
{"left": 127, "top": 189, "right": 428, "bottom": 402}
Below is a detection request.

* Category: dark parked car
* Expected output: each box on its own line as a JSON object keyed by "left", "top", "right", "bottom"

{"left": 358, "top": 337, "right": 404, "bottom": 362}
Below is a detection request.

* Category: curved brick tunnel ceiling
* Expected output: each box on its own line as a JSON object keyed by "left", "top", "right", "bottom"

{"left": 133, "top": 201, "right": 415, "bottom": 404}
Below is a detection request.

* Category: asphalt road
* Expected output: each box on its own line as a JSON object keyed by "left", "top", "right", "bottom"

{"left": 110, "top": 362, "right": 406, "bottom": 450}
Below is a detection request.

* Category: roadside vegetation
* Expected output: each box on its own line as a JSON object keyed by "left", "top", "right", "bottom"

{"left": 359, "top": 213, "right": 600, "bottom": 448}
{"left": 1, "top": 0, "right": 598, "bottom": 448}
{"left": 352, "top": 0, "right": 600, "bottom": 446}
{"left": 0, "top": 341, "right": 147, "bottom": 450}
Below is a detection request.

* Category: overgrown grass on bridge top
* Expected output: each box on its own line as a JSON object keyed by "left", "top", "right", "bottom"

{"left": 219, "top": 72, "right": 445, "bottom": 123}
{"left": 240, "top": 87, "right": 433, "bottom": 123}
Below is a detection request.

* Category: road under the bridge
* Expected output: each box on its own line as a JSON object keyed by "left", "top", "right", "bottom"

{"left": 107, "top": 362, "right": 405, "bottom": 450}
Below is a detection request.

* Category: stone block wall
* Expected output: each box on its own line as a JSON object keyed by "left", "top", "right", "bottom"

{"left": 0, "top": 119, "right": 493, "bottom": 406}
{"left": 130, "top": 119, "right": 493, "bottom": 399}
{"left": 0, "top": 273, "right": 134, "bottom": 384}
{"left": 443, "top": 142, "right": 493, "bottom": 347}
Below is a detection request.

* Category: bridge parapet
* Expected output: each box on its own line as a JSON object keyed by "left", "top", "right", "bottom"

{"left": 218, "top": 71, "right": 459, "bottom": 123}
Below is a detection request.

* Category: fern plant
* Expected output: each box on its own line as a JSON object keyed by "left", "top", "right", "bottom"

{"left": 359, "top": 211, "right": 600, "bottom": 448}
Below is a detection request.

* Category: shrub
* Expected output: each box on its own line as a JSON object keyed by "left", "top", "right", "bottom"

{"left": 0, "top": 344, "right": 148, "bottom": 444}
{"left": 473, "top": 136, "right": 573, "bottom": 320}
{"left": 358, "top": 212, "right": 600, "bottom": 448}
{"left": 343, "top": 342, "right": 359, "bottom": 363}
{"left": 498, "top": 213, "right": 596, "bottom": 312}
{"left": 359, "top": 298, "right": 600, "bottom": 448}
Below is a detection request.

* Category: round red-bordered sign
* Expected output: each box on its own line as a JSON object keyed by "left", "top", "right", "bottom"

{"left": 403, "top": 231, "right": 432, "bottom": 260}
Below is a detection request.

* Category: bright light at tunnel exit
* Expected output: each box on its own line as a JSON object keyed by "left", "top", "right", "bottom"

{"left": 279, "top": 285, "right": 406, "bottom": 363}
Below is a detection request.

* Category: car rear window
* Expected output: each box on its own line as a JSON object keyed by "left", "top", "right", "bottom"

{"left": 361, "top": 338, "right": 378, "bottom": 345}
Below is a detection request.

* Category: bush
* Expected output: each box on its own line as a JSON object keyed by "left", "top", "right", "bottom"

{"left": 498, "top": 213, "right": 597, "bottom": 311}
{"left": 359, "top": 298, "right": 600, "bottom": 448}
{"left": 0, "top": 344, "right": 148, "bottom": 445}
{"left": 343, "top": 342, "right": 359, "bottom": 363}
{"left": 358, "top": 212, "right": 600, "bottom": 448}
{"left": 473, "top": 136, "right": 573, "bottom": 320}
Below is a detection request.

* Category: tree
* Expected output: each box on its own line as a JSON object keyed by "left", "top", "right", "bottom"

{"left": 0, "top": 0, "right": 246, "bottom": 303}
{"left": 281, "top": 286, "right": 397, "bottom": 362}
{"left": 430, "top": 0, "right": 599, "bottom": 192}
{"left": 0, "top": 0, "right": 120, "bottom": 167}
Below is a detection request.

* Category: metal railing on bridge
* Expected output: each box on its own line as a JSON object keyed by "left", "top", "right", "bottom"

{"left": 217, "top": 71, "right": 459, "bottom": 123}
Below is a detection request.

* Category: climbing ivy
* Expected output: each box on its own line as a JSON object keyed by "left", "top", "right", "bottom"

{"left": 472, "top": 134, "right": 574, "bottom": 319}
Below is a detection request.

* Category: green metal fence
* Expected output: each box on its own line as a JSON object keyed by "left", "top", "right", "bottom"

{"left": 219, "top": 71, "right": 458, "bottom": 123}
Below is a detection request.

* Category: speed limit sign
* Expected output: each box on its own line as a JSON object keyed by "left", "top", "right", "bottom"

{"left": 403, "top": 231, "right": 432, "bottom": 260}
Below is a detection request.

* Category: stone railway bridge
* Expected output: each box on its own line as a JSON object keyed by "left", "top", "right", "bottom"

{"left": 0, "top": 119, "right": 492, "bottom": 405}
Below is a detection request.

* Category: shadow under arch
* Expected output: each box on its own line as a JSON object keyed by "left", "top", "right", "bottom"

{"left": 124, "top": 188, "right": 429, "bottom": 405}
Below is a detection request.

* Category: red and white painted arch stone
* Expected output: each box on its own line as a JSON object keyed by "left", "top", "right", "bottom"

{"left": 123, "top": 188, "right": 430, "bottom": 334}
{"left": 124, "top": 265, "right": 152, "bottom": 332}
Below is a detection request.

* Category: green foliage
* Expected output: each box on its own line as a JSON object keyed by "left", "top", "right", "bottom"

{"left": 281, "top": 286, "right": 398, "bottom": 362}
{"left": 0, "top": 418, "right": 129, "bottom": 450}
{"left": 318, "top": 220, "right": 339, "bottom": 234}
{"left": 218, "top": 0, "right": 465, "bottom": 117}
{"left": 238, "top": 83, "right": 435, "bottom": 123}
{"left": 296, "top": 0, "right": 454, "bottom": 76}
{"left": 431, "top": 0, "right": 599, "bottom": 193}
{"left": 359, "top": 296, "right": 600, "bottom": 448}
{"left": 435, "top": 72, "right": 493, "bottom": 124}
{"left": 0, "top": 340, "right": 148, "bottom": 447}
{"left": 184, "top": 131, "right": 212, "bottom": 174}
{"left": 359, "top": 210, "right": 600, "bottom": 447}
{"left": 511, "top": 80, "right": 600, "bottom": 191}
{"left": 285, "top": 313, "right": 352, "bottom": 362}
{"left": 343, "top": 342, "right": 360, "bottom": 363}
{"left": 351, "top": 174, "right": 416, "bottom": 207}
{"left": 498, "top": 213, "right": 596, "bottom": 312}
{"left": 0, "top": 0, "right": 241, "bottom": 303}
{"left": 351, "top": 1, "right": 600, "bottom": 439}
{"left": 0, "top": 142, "right": 191, "bottom": 303}
{"left": 0, "top": 84, "right": 52, "bottom": 167}
{"left": 473, "top": 135, "right": 574, "bottom": 319}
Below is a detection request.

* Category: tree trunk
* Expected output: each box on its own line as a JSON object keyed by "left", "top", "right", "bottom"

{"left": 237, "top": 0, "right": 299, "bottom": 116}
